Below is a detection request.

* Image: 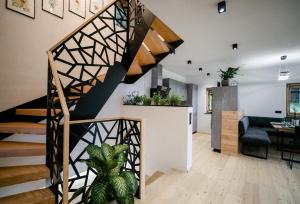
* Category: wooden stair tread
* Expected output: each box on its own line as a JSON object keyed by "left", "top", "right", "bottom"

{"left": 146, "top": 171, "right": 164, "bottom": 186}
{"left": 151, "top": 17, "right": 182, "bottom": 43}
{"left": 0, "top": 122, "right": 46, "bottom": 135}
{"left": 0, "top": 188, "right": 55, "bottom": 204}
{"left": 71, "top": 74, "right": 106, "bottom": 94}
{"left": 0, "top": 165, "right": 50, "bottom": 187}
{"left": 143, "top": 29, "right": 170, "bottom": 55}
{"left": 16, "top": 109, "right": 63, "bottom": 117}
{"left": 127, "top": 60, "right": 143, "bottom": 76}
{"left": 0, "top": 141, "right": 46, "bottom": 157}
{"left": 136, "top": 44, "right": 156, "bottom": 66}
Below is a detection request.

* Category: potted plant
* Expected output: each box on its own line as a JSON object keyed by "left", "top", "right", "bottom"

{"left": 70, "top": 143, "right": 138, "bottom": 204}
{"left": 168, "top": 94, "right": 183, "bottom": 106}
{"left": 218, "top": 67, "right": 239, "bottom": 86}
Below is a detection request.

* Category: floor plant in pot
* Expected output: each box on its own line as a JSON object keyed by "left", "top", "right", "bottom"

{"left": 70, "top": 143, "right": 138, "bottom": 204}
{"left": 218, "top": 67, "right": 239, "bottom": 86}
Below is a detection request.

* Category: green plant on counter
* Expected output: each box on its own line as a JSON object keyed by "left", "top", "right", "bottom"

{"left": 122, "top": 91, "right": 142, "bottom": 105}
{"left": 168, "top": 94, "right": 183, "bottom": 106}
{"left": 153, "top": 92, "right": 162, "bottom": 105}
{"left": 160, "top": 98, "right": 170, "bottom": 106}
{"left": 70, "top": 143, "right": 138, "bottom": 204}
{"left": 141, "top": 95, "right": 152, "bottom": 105}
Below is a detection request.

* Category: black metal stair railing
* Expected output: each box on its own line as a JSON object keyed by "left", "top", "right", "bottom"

{"left": 46, "top": 0, "right": 151, "bottom": 203}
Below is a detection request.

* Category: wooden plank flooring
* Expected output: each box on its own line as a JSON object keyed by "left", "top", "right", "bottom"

{"left": 136, "top": 133, "right": 300, "bottom": 204}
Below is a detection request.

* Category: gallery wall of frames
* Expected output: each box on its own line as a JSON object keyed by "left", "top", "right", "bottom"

{"left": 6, "top": 0, "right": 107, "bottom": 19}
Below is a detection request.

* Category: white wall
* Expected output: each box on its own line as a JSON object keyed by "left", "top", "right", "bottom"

{"left": 163, "top": 69, "right": 187, "bottom": 83}
{"left": 97, "top": 71, "right": 152, "bottom": 118}
{"left": 122, "top": 106, "right": 193, "bottom": 175}
{"left": 238, "top": 82, "right": 286, "bottom": 118}
{"left": 0, "top": 0, "right": 114, "bottom": 112}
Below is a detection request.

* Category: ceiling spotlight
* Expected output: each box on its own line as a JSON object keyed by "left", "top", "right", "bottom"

{"left": 232, "top": 43, "right": 238, "bottom": 50}
{"left": 207, "top": 73, "right": 210, "bottom": 76}
{"left": 199, "top": 67, "right": 203, "bottom": 71}
{"left": 281, "top": 55, "right": 287, "bottom": 61}
{"left": 218, "top": 1, "right": 226, "bottom": 14}
{"left": 187, "top": 60, "right": 192, "bottom": 64}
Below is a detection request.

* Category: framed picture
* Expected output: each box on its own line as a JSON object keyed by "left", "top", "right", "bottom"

{"left": 42, "top": 0, "right": 64, "bottom": 19}
{"left": 6, "top": 0, "right": 35, "bottom": 19}
{"left": 69, "top": 0, "right": 86, "bottom": 19}
{"left": 89, "top": 0, "right": 103, "bottom": 14}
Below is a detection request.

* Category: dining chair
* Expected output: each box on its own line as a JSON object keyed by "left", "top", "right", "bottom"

{"left": 289, "top": 126, "right": 300, "bottom": 169}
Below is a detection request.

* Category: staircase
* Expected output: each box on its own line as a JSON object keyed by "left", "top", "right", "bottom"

{"left": 0, "top": 0, "right": 183, "bottom": 203}
{"left": 0, "top": 115, "right": 54, "bottom": 203}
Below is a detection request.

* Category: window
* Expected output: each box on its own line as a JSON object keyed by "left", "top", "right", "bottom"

{"left": 206, "top": 88, "right": 213, "bottom": 113}
{"left": 287, "top": 83, "right": 300, "bottom": 117}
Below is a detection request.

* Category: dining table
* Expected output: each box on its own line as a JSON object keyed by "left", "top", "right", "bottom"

{"left": 270, "top": 122, "right": 296, "bottom": 162}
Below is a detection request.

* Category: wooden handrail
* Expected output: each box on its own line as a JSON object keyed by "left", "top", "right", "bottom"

{"left": 47, "top": 52, "right": 70, "bottom": 118}
{"left": 49, "top": 0, "right": 118, "bottom": 52}
{"left": 69, "top": 117, "right": 142, "bottom": 125}
{"left": 48, "top": 51, "right": 70, "bottom": 204}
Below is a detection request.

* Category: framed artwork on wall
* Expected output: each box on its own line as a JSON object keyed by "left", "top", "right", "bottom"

{"left": 69, "top": 0, "right": 86, "bottom": 18}
{"left": 6, "top": 0, "right": 35, "bottom": 19}
{"left": 42, "top": 0, "right": 64, "bottom": 19}
{"left": 89, "top": 0, "right": 104, "bottom": 14}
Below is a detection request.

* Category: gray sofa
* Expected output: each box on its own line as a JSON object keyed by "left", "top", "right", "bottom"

{"left": 239, "top": 116, "right": 272, "bottom": 159}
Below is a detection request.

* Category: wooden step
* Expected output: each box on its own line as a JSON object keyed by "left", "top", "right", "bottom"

{"left": 71, "top": 74, "right": 106, "bottom": 94}
{"left": 0, "top": 188, "right": 55, "bottom": 204}
{"left": 136, "top": 44, "right": 156, "bottom": 66}
{"left": 146, "top": 171, "right": 164, "bottom": 186}
{"left": 0, "top": 141, "right": 46, "bottom": 157}
{"left": 127, "top": 59, "right": 143, "bottom": 76}
{"left": 0, "top": 165, "right": 50, "bottom": 187}
{"left": 143, "top": 29, "right": 170, "bottom": 55}
{"left": 0, "top": 122, "right": 46, "bottom": 135}
{"left": 151, "top": 17, "right": 182, "bottom": 43}
{"left": 16, "top": 109, "right": 62, "bottom": 117}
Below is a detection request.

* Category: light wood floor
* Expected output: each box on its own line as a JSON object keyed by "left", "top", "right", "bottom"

{"left": 137, "top": 133, "right": 300, "bottom": 204}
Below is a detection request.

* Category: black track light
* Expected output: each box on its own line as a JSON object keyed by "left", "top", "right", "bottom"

{"left": 207, "top": 73, "right": 210, "bottom": 76}
{"left": 232, "top": 43, "right": 238, "bottom": 50}
{"left": 199, "top": 67, "right": 203, "bottom": 71}
{"left": 218, "top": 1, "right": 226, "bottom": 14}
{"left": 187, "top": 60, "right": 192, "bottom": 64}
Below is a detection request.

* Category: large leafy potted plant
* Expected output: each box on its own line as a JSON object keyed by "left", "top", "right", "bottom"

{"left": 218, "top": 67, "right": 239, "bottom": 86}
{"left": 70, "top": 143, "right": 138, "bottom": 204}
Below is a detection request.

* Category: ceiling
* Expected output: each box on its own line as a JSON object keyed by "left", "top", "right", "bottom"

{"left": 143, "top": 0, "right": 300, "bottom": 83}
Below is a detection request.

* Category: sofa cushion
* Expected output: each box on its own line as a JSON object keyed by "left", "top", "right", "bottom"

{"left": 239, "top": 116, "right": 249, "bottom": 136}
{"left": 240, "top": 127, "right": 271, "bottom": 145}
{"left": 261, "top": 127, "right": 279, "bottom": 136}
{"left": 248, "top": 116, "right": 282, "bottom": 128}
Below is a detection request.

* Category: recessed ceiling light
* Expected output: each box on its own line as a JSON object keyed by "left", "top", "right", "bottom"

{"left": 218, "top": 1, "right": 226, "bottom": 14}
{"left": 232, "top": 43, "right": 238, "bottom": 50}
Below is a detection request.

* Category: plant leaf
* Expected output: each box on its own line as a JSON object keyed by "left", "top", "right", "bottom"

{"left": 91, "top": 181, "right": 108, "bottom": 204}
{"left": 82, "top": 159, "right": 105, "bottom": 176}
{"left": 113, "top": 144, "right": 129, "bottom": 155}
{"left": 118, "top": 196, "right": 134, "bottom": 204}
{"left": 110, "top": 176, "right": 129, "bottom": 199}
{"left": 87, "top": 145, "right": 105, "bottom": 161}
{"left": 69, "top": 186, "right": 86, "bottom": 202}
{"left": 101, "top": 143, "right": 114, "bottom": 161}
{"left": 121, "top": 171, "right": 138, "bottom": 195}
